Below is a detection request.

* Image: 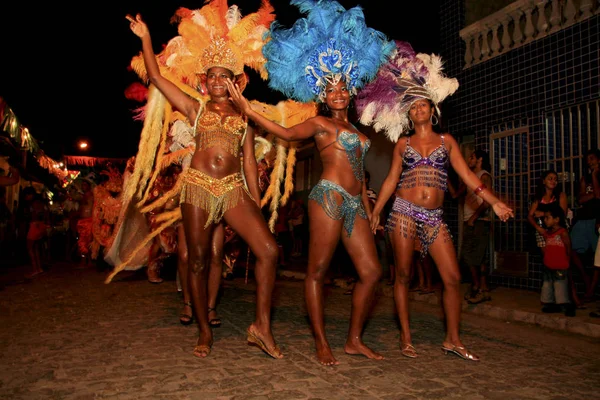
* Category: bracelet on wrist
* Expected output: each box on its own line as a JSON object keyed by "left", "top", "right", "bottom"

{"left": 474, "top": 184, "right": 487, "bottom": 196}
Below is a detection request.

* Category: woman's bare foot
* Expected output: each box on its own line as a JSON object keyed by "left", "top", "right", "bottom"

{"left": 344, "top": 338, "right": 384, "bottom": 360}
{"left": 316, "top": 342, "right": 339, "bottom": 366}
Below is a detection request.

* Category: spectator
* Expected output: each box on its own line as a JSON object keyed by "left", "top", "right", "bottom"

{"left": 580, "top": 148, "right": 600, "bottom": 301}
{"left": 527, "top": 169, "right": 586, "bottom": 307}
{"left": 448, "top": 149, "right": 494, "bottom": 304}
{"left": 531, "top": 204, "right": 576, "bottom": 316}
{"left": 589, "top": 231, "right": 600, "bottom": 318}
{"left": 24, "top": 188, "right": 50, "bottom": 278}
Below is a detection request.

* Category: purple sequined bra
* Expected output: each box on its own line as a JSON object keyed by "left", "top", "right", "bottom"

{"left": 397, "top": 135, "right": 449, "bottom": 191}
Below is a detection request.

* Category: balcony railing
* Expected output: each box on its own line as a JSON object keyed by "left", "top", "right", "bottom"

{"left": 459, "top": 0, "right": 599, "bottom": 68}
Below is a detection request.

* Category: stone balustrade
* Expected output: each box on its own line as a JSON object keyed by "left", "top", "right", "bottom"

{"left": 460, "top": 0, "right": 599, "bottom": 68}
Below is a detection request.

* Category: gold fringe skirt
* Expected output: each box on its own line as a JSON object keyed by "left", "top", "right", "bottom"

{"left": 180, "top": 168, "right": 249, "bottom": 228}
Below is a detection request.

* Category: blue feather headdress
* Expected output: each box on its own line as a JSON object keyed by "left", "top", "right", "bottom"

{"left": 262, "top": 0, "right": 394, "bottom": 103}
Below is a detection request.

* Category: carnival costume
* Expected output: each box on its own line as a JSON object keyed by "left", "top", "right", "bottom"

{"left": 105, "top": 0, "right": 317, "bottom": 283}
{"left": 355, "top": 41, "right": 459, "bottom": 257}
{"left": 90, "top": 166, "right": 124, "bottom": 260}
{"left": 260, "top": 0, "right": 394, "bottom": 236}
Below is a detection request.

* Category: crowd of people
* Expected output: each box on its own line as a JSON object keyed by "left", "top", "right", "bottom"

{"left": 1, "top": 0, "right": 599, "bottom": 368}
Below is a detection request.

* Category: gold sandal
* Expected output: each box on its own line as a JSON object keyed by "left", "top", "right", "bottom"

{"left": 192, "top": 343, "right": 212, "bottom": 358}
{"left": 246, "top": 327, "right": 283, "bottom": 359}
{"left": 441, "top": 344, "right": 479, "bottom": 361}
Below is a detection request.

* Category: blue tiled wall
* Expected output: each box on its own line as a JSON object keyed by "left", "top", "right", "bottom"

{"left": 439, "top": 2, "right": 600, "bottom": 291}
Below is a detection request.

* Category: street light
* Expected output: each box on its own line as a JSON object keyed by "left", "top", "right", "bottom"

{"left": 78, "top": 141, "right": 89, "bottom": 150}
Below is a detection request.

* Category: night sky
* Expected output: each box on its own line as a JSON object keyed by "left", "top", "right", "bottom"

{"left": 1, "top": 0, "right": 440, "bottom": 160}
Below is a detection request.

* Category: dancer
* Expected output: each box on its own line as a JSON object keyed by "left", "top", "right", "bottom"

{"left": 125, "top": 1, "right": 282, "bottom": 359}
{"left": 356, "top": 41, "right": 513, "bottom": 361}
{"left": 227, "top": 0, "right": 394, "bottom": 365}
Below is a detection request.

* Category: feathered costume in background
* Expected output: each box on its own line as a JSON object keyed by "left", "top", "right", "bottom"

{"left": 262, "top": 0, "right": 394, "bottom": 103}
{"left": 105, "top": 0, "right": 316, "bottom": 283}
{"left": 355, "top": 40, "right": 459, "bottom": 143}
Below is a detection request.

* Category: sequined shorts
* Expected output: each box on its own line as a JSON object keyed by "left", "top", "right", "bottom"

{"left": 308, "top": 179, "right": 366, "bottom": 237}
{"left": 385, "top": 197, "right": 451, "bottom": 258}
{"left": 180, "top": 168, "right": 250, "bottom": 228}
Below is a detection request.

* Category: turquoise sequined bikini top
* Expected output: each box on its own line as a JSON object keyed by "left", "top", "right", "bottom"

{"left": 320, "top": 127, "right": 371, "bottom": 182}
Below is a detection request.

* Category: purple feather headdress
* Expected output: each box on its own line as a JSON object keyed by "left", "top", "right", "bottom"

{"left": 355, "top": 41, "right": 459, "bottom": 142}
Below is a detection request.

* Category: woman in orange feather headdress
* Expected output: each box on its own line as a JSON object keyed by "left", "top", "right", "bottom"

{"left": 123, "top": 0, "right": 283, "bottom": 359}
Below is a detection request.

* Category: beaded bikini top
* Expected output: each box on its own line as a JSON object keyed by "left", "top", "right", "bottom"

{"left": 196, "top": 109, "right": 247, "bottom": 157}
{"left": 398, "top": 134, "right": 449, "bottom": 191}
{"left": 320, "top": 128, "right": 371, "bottom": 182}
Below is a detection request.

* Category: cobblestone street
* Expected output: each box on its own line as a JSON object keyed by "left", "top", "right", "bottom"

{"left": 1, "top": 264, "right": 599, "bottom": 399}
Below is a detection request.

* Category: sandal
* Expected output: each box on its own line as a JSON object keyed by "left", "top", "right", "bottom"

{"left": 400, "top": 343, "right": 418, "bottom": 358}
{"left": 208, "top": 307, "right": 221, "bottom": 328}
{"left": 192, "top": 342, "right": 213, "bottom": 358}
{"left": 179, "top": 301, "right": 193, "bottom": 326}
{"left": 246, "top": 326, "right": 283, "bottom": 359}
{"left": 441, "top": 343, "right": 480, "bottom": 361}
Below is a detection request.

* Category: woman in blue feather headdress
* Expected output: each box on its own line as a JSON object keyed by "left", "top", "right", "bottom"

{"left": 227, "top": 0, "right": 394, "bottom": 366}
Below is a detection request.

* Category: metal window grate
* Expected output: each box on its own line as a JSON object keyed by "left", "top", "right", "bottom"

{"left": 546, "top": 100, "right": 600, "bottom": 212}
{"left": 490, "top": 125, "right": 530, "bottom": 277}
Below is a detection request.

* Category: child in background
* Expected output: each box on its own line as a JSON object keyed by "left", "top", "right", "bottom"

{"left": 532, "top": 204, "right": 576, "bottom": 316}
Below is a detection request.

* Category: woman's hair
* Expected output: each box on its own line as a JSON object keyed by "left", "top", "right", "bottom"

{"left": 545, "top": 203, "right": 567, "bottom": 228}
{"left": 472, "top": 149, "right": 491, "bottom": 172}
{"left": 534, "top": 169, "right": 562, "bottom": 202}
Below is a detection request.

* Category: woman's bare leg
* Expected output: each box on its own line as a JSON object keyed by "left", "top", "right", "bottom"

{"left": 342, "top": 216, "right": 384, "bottom": 360}
{"left": 181, "top": 204, "right": 214, "bottom": 357}
{"left": 176, "top": 224, "right": 192, "bottom": 323}
{"left": 427, "top": 226, "right": 464, "bottom": 347}
{"left": 208, "top": 223, "right": 224, "bottom": 324}
{"left": 298, "top": 200, "right": 341, "bottom": 365}
{"left": 224, "top": 195, "right": 281, "bottom": 358}
{"left": 389, "top": 226, "right": 416, "bottom": 347}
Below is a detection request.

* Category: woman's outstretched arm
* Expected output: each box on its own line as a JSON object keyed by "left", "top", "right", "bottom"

{"left": 225, "top": 79, "right": 320, "bottom": 142}
{"left": 127, "top": 14, "right": 198, "bottom": 121}
{"left": 446, "top": 134, "right": 513, "bottom": 221}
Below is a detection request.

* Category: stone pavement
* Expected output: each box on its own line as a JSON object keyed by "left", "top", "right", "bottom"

{"left": 1, "top": 262, "right": 600, "bottom": 399}
{"left": 278, "top": 263, "right": 600, "bottom": 339}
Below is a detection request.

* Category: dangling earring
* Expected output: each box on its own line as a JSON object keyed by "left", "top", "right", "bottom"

{"left": 324, "top": 104, "right": 329, "bottom": 112}
{"left": 408, "top": 118, "right": 414, "bottom": 130}
{"left": 430, "top": 114, "right": 439, "bottom": 126}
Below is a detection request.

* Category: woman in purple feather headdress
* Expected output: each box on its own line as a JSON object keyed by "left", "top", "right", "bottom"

{"left": 356, "top": 41, "right": 514, "bottom": 361}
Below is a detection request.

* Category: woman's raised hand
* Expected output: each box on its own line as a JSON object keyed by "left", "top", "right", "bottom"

{"left": 492, "top": 201, "right": 514, "bottom": 222}
{"left": 225, "top": 79, "right": 251, "bottom": 114}
{"left": 126, "top": 14, "right": 149, "bottom": 38}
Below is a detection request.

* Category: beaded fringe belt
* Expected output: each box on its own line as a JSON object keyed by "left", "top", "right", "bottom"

{"left": 180, "top": 168, "right": 249, "bottom": 228}
{"left": 386, "top": 197, "right": 451, "bottom": 258}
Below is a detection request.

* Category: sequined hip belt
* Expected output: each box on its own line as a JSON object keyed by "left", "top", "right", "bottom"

{"left": 180, "top": 168, "right": 249, "bottom": 228}
{"left": 386, "top": 197, "right": 449, "bottom": 258}
{"left": 308, "top": 179, "right": 366, "bottom": 237}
